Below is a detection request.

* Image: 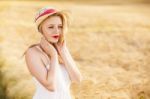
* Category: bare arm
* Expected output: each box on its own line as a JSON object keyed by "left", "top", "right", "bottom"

{"left": 25, "top": 48, "right": 59, "bottom": 92}
{"left": 61, "top": 48, "right": 83, "bottom": 83}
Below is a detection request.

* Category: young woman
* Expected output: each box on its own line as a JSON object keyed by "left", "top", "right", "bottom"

{"left": 24, "top": 7, "right": 82, "bottom": 99}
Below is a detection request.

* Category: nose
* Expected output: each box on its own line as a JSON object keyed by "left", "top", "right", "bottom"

{"left": 54, "top": 27, "right": 59, "bottom": 34}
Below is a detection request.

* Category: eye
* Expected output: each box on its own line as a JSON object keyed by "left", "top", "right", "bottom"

{"left": 48, "top": 26, "right": 53, "bottom": 29}
{"left": 58, "top": 26, "right": 63, "bottom": 29}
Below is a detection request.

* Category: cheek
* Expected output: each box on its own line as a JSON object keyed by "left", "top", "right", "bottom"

{"left": 44, "top": 29, "right": 53, "bottom": 35}
{"left": 46, "top": 28, "right": 52, "bottom": 32}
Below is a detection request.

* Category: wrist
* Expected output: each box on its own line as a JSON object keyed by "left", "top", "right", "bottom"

{"left": 48, "top": 54, "right": 58, "bottom": 59}
{"left": 52, "top": 54, "right": 58, "bottom": 59}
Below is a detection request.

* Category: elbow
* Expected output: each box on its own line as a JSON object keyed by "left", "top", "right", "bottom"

{"left": 44, "top": 82, "right": 56, "bottom": 92}
{"left": 73, "top": 74, "right": 83, "bottom": 83}
{"left": 78, "top": 73, "right": 83, "bottom": 82}
{"left": 78, "top": 75, "right": 83, "bottom": 83}
{"left": 46, "top": 85, "right": 55, "bottom": 92}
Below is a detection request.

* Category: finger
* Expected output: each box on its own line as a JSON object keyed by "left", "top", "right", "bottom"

{"left": 54, "top": 43, "right": 58, "bottom": 49}
{"left": 62, "top": 40, "right": 65, "bottom": 45}
{"left": 41, "top": 36, "right": 45, "bottom": 41}
{"left": 41, "top": 40, "right": 48, "bottom": 49}
{"left": 54, "top": 44, "right": 60, "bottom": 54}
{"left": 40, "top": 39, "right": 44, "bottom": 46}
{"left": 42, "top": 38, "right": 49, "bottom": 46}
{"left": 54, "top": 44, "right": 59, "bottom": 51}
{"left": 41, "top": 37, "right": 46, "bottom": 45}
{"left": 41, "top": 37, "right": 45, "bottom": 45}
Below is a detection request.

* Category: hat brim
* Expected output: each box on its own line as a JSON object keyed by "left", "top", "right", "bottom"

{"left": 35, "top": 12, "right": 57, "bottom": 31}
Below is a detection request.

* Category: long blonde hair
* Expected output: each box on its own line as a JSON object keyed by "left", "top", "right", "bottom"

{"left": 22, "top": 11, "right": 70, "bottom": 64}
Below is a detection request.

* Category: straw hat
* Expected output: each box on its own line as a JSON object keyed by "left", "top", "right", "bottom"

{"left": 35, "top": 6, "right": 58, "bottom": 31}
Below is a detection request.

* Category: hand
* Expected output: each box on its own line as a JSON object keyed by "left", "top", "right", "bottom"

{"left": 54, "top": 39, "right": 67, "bottom": 58}
{"left": 40, "top": 36, "right": 58, "bottom": 57}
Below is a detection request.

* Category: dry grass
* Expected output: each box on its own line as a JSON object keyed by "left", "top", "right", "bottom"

{"left": 0, "top": 1, "right": 150, "bottom": 99}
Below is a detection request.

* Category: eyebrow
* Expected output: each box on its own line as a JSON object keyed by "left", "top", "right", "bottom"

{"left": 47, "top": 24, "right": 62, "bottom": 26}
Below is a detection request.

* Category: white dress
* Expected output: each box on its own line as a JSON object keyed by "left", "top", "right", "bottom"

{"left": 32, "top": 63, "right": 72, "bottom": 99}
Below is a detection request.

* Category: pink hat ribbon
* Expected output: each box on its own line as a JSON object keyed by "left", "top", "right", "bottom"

{"left": 35, "top": 7, "right": 57, "bottom": 22}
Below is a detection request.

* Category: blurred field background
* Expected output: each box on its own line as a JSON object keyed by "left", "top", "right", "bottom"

{"left": 0, "top": 0, "right": 150, "bottom": 99}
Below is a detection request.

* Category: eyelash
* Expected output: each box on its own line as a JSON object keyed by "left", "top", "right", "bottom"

{"left": 48, "top": 26, "right": 53, "bottom": 28}
{"left": 48, "top": 26, "right": 63, "bottom": 29}
{"left": 58, "top": 26, "right": 63, "bottom": 28}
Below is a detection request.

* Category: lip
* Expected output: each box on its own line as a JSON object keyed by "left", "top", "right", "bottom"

{"left": 52, "top": 35, "right": 59, "bottom": 39}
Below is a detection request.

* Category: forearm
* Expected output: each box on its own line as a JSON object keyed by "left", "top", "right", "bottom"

{"left": 46, "top": 56, "right": 59, "bottom": 90}
{"left": 62, "top": 48, "right": 82, "bottom": 83}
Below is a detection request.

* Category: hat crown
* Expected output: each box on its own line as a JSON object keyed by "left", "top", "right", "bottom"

{"left": 35, "top": 6, "right": 57, "bottom": 22}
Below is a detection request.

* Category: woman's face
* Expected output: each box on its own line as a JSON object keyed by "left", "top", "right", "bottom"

{"left": 41, "top": 16, "right": 63, "bottom": 44}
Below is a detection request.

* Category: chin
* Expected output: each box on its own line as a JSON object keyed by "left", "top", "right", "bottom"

{"left": 50, "top": 40, "right": 58, "bottom": 44}
{"left": 53, "top": 41, "right": 58, "bottom": 44}
{"left": 47, "top": 38, "right": 58, "bottom": 44}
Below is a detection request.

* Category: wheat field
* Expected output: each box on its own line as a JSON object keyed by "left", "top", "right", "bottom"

{"left": 0, "top": 1, "right": 150, "bottom": 99}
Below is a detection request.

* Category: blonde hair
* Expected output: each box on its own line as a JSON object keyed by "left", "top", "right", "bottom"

{"left": 38, "top": 11, "right": 69, "bottom": 34}
{"left": 22, "top": 10, "right": 70, "bottom": 64}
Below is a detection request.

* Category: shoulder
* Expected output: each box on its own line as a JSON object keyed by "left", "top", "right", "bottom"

{"left": 25, "top": 44, "right": 42, "bottom": 60}
{"left": 25, "top": 44, "right": 50, "bottom": 68}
